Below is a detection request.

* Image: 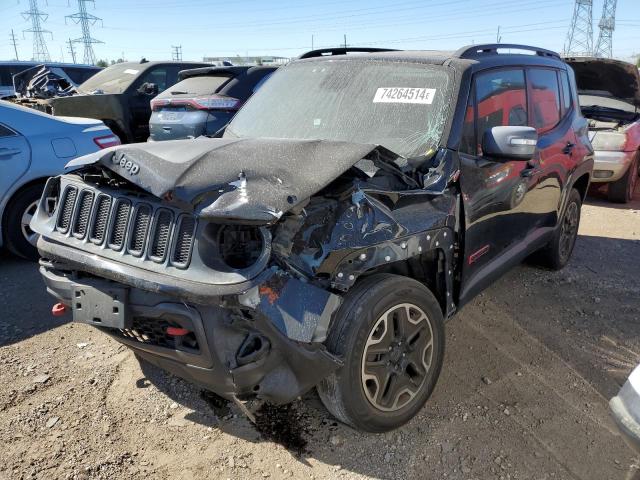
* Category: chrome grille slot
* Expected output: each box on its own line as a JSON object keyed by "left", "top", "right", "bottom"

{"left": 171, "top": 215, "right": 196, "bottom": 267}
{"left": 108, "top": 199, "right": 131, "bottom": 251}
{"left": 72, "top": 190, "right": 94, "bottom": 239}
{"left": 89, "top": 195, "right": 112, "bottom": 244}
{"left": 127, "top": 204, "right": 152, "bottom": 257}
{"left": 56, "top": 186, "right": 78, "bottom": 233}
{"left": 149, "top": 209, "right": 173, "bottom": 262}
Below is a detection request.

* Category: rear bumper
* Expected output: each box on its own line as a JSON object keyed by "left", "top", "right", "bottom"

{"left": 591, "top": 150, "right": 636, "bottom": 183}
{"left": 39, "top": 257, "right": 342, "bottom": 404}
{"left": 609, "top": 365, "right": 640, "bottom": 452}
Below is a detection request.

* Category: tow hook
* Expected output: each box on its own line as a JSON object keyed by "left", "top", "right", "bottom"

{"left": 51, "top": 303, "right": 67, "bottom": 317}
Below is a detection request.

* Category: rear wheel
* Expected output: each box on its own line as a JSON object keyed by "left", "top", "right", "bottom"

{"left": 536, "top": 188, "right": 582, "bottom": 270}
{"left": 3, "top": 184, "right": 43, "bottom": 260}
{"left": 608, "top": 154, "right": 638, "bottom": 203}
{"left": 317, "top": 274, "right": 445, "bottom": 432}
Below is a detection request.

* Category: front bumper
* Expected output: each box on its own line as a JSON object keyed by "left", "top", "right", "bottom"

{"left": 591, "top": 150, "right": 636, "bottom": 183}
{"left": 39, "top": 251, "right": 342, "bottom": 404}
{"left": 610, "top": 365, "right": 640, "bottom": 452}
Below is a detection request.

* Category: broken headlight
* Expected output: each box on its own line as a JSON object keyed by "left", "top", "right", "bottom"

{"left": 198, "top": 224, "right": 271, "bottom": 272}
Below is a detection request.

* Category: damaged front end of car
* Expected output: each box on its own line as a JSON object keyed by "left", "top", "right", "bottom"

{"left": 31, "top": 136, "right": 458, "bottom": 404}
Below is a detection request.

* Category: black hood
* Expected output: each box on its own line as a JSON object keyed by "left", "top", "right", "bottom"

{"left": 66, "top": 137, "right": 379, "bottom": 224}
{"left": 564, "top": 57, "right": 640, "bottom": 107}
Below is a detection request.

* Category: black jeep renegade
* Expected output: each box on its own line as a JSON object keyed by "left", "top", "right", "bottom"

{"left": 31, "top": 44, "right": 593, "bottom": 432}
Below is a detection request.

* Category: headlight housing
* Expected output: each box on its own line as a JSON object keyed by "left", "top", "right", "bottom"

{"left": 591, "top": 131, "right": 627, "bottom": 151}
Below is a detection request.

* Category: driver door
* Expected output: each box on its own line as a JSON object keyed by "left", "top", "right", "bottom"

{"left": 458, "top": 68, "right": 544, "bottom": 302}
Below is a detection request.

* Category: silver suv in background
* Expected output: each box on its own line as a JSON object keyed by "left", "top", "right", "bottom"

{"left": 148, "top": 66, "right": 276, "bottom": 141}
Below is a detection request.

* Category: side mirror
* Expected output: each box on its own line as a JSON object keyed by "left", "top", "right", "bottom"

{"left": 482, "top": 126, "right": 538, "bottom": 161}
{"left": 137, "top": 82, "right": 158, "bottom": 96}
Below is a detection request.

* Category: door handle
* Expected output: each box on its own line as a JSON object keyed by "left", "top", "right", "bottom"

{"left": 562, "top": 142, "right": 575, "bottom": 155}
{"left": 0, "top": 147, "right": 21, "bottom": 159}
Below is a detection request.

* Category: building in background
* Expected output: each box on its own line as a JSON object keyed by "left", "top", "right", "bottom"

{"left": 203, "top": 55, "right": 289, "bottom": 66}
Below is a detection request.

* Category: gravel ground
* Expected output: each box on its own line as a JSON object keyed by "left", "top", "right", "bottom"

{"left": 0, "top": 186, "right": 639, "bottom": 480}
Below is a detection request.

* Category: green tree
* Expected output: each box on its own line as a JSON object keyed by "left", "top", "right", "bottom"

{"left": 96, "top": 59, "right": 109, "bottom": 67}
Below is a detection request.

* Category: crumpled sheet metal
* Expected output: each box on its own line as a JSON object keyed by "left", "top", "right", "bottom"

{"left": 13, "top": 65, "right": 77, "bottom": 99}
{"left": 238, "top": 270, "right": 341, "bottom": 343}
{"left": 66, "top": 136, "right": 379, "bottom": 224}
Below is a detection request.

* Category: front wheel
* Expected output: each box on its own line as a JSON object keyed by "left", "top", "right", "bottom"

{"left": 317, "top": 274, "right": 445, "bottom": 432}
{"left": 608, "top": 154, "right": 638, "bottom": 203}
{"left": 3, "top": 184, "right": 43, "bottom": 260}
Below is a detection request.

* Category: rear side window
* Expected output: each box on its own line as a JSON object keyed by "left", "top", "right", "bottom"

{"left": 528, "top": 68, "right": 561, "bottom": 132}
{"left": 559, "top": 70, "right": 572, "bottom": 115}
{"left": 156, "top": 75, "right": 232, "bottom": 99}
{"left": 474, "top": 69, "right": 527, "bottom": 153}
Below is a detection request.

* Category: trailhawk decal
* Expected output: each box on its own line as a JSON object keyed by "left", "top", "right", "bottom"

{"left": 373, "top": 87, "right": 436, "bottom": 104}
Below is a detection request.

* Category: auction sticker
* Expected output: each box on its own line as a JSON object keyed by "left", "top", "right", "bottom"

{"left": 373, "top": 87, "right": 436, "bottom": 104}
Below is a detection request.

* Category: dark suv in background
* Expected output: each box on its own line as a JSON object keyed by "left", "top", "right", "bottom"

{"left": 148, "top": 65, "right": 277, "bottom": 141}
{"left": 31, "top": 44, "right": 592, "bottom": 432}
{"left": 49, "top": 60, "right": 209, "bottom": 143}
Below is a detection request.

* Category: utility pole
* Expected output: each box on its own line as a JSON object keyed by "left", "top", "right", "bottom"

{"left": 311, "top": 34, "right": 314, "bottom": 50}
{"left": 171, "top": 45, "right": 182, "bottom": 61}
{"left": 343, "top": 34, "right": 347, "bottom": 49}
{"left": 22, "top": 0, "right": 52, "bottom": 62}
{"left": 66, "top": 0, "right": 103, "bottom": 65}
{"left": 67, "top": 38, "right": 77, "bottom": 63}
{"left": 9, "top": 29, "right": 19, "bottom": 60}
{"left": 594, "top": 0, "right": 617, "bottom": 58}
{"left": 565, "top": 0, "right": 593, "bottom": 56}
{"left": 496, "top": 26, "right": 502, "bottom": 43}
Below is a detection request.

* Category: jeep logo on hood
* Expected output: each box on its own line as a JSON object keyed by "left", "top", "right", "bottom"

{"left": 112, "top": 152, "right": 140, "bottom": 175}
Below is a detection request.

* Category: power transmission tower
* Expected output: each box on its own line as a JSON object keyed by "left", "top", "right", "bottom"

{"left": 68, "top": 38, "right": 77, "bottom": 64}
{"left": 565, "top": 0, "right": 593, "bottom": 56}
{"left": 9, "top": 29, "right": 19, "bottom": 60}
{"left": 22, "top": 0, "right": 52, "bottom": 62}
{"left": 594, "top": 0, "right": 617, "bottom": 58}
{"left": 66, "top": 0, "right": 103, "bottom": 65}
{"left": 171, "top": 45, "right": 182, "bottom": 61}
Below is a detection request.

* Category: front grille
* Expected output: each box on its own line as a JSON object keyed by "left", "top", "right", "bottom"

{"left": 72, "top": 190, "right": 94, "bottom": 239}
{"left": 53, "top": 184, "right": 196, "bottom": 268}
{"left": 56, "top": 186, "right": 78, "bottom": 233}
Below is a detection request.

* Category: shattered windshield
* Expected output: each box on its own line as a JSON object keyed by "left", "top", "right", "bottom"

{"left": 225, "top": 60, "right": 452, "bottom": 158}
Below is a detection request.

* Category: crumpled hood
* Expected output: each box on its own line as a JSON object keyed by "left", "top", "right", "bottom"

{"left": 564, "top": 56, "right": 640, "bottom": 107}
{"left": 66, "top": 136, "right": 379, "bottom": 224}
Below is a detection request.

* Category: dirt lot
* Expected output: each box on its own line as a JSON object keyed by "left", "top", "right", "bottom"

{"left": 1, "top": 187, "right": 639, "bottom": 480}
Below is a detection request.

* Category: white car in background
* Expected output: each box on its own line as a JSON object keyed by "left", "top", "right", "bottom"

{"left": 0, "top": 100, "right": 119, "bottom": 259}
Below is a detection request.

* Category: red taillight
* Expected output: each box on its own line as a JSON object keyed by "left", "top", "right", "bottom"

{"left": 151, "top": 95, "right": 242, "bottom": 112}
{"left": 93, "top": 134, "right": 121, "bottom": 149}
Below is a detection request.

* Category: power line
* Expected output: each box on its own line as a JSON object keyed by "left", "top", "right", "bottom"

{"left": 565, "top": 0, "right": 593, "bottom": 56}
{"left": 22, "top": 0, "right": 52, "bottom": 62}
{"left": 9, "top": 29, "right": 19, "bottom": 60}
{"left": 66, "top": 0, "right": 103, "bottom": 65}
{"left": 594, "top": 0, "right": 617, "bottom": 58}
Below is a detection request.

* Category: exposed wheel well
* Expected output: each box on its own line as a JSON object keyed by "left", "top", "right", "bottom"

{"left": 572, "top": 173, "right": 590, "bottom": 201}
{"left": 101, "top": 120, "right": 128, "bottom": 143}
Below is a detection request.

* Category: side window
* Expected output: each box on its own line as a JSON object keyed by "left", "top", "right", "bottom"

{"left": 474, "top": 69, "right": 527, "bottom": 154}
{"left": 559, "top": 70, "right": 572, "bottom": 115}
{"left": 459, "top": 85, "right": 476, "bottom": 155}
{"left": 138, "top": 67, "right": 169, "bottom": 93}
{"left": 528, "top": 68, "right": 561, "bottom": 132}
{"left": 0, "top": 124, "right": 16, "bottom": 137}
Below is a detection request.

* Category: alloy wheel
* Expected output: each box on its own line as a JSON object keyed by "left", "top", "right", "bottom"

{"left": 559, "top": 201, "right": 579, "bottom": 262}
{"left": 20, "top": 200, "right": 39, "bottom": 247}
{"left": 361, "top": 303, "right": 434, "bottom": 412}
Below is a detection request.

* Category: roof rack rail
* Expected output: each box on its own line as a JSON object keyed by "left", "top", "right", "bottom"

{"left": 298, "top": 47, "right": 398, "bottom": 59}
{"left": 454, "top": 44, "right": 560, "bottom": 60}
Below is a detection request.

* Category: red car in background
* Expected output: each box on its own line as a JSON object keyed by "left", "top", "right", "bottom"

{"left": 565, "top": 57, "right": 640, "bottom": 203}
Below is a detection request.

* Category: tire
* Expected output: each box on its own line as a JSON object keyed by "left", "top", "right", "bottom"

{"left": 317, "top": 274, "right": 445, "bottom": 432}
{"left": 608, "top": 154, "right": 638, "bottom": 203}
{"left": 536, "top": 188, "right": 582, "bottom": 270}
{"left": 3, "top": 184, "right": 44, "bottom": 260}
